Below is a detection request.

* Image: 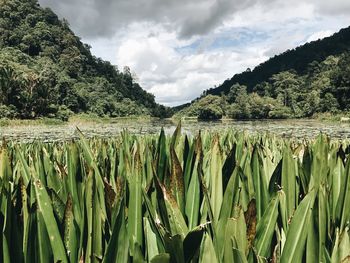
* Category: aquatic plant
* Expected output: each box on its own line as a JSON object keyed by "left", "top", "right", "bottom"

{"left": 1, "top": 125, "right": 350, "bottom": 262}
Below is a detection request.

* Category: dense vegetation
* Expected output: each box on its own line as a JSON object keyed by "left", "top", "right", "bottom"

{"left": 207, "top": 26, "right": 350, "bottom": 96}
{"left": 179, "top": 26, "right": 350, "bottom": 120}
{"left": 179, "top": 51, "right": 350, "bottom": 120}
{"left": 0, "top": 0, "right": 169, "bottom": 120}
{"left": 1, "top": 126, "right": 350, "bottom": 262}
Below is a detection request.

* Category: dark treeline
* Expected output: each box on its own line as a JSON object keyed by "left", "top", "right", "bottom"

{"left": 0, "top": 0, "right": 170, "bottom": 120}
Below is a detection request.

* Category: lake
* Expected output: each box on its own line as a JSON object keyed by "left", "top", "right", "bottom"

{"left": 1, "top": 119, "right": 350, "bottom": 142}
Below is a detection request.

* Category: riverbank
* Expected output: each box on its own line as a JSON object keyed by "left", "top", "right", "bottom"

{"left": 0, "top": 114, "right": 156, "bottom": 127}
{"left": 0, "top": 112, "right": 349, "bottom": 129}
{"left": 0, "top": 112, "right": 350, "bottom": 131}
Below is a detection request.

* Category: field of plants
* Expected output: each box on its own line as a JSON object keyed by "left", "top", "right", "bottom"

{"left": 1, "top": 124, "right": 350, "bottom": 262}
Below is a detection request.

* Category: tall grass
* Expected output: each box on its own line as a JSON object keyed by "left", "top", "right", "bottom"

{"left": 1, "top": 124, "right": 350, "bottom": 262}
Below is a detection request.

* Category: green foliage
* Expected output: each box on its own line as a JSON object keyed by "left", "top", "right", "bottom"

{"left": 178, "top": 95, "right": 225, "bottom": 120}
{"left": 178, "top": 26, "right": 350, "bottom": 119}
{"left": 319, "top": 93, "right": 339, "bottom": 113}
{"left": 55, "top": 105, "right": 73, "bottom": 121}
{"left": 181, "top": 86, "right": 290, "bottom": 120}
{"left": 0, "top": 0, "right": 170, "bottom": 119}
{"left": 268, "top": 105, "right": 293, "bottom": 119}
{"left": 226, "top": 85, "right": 251, "bottom": 119}
{"left": 198, "top": 105, "right": 223, "bottom": 120}
{"left": 180, "top": 50, "right": 350, "bottom": 119}
{"left": 330, "top": 52, "right": 350, "bottom": 110}
{"left": 207, "top": 26, "right": 350, "bottom": 96}
{"left": 226, "top": 86, "right": 280, "bottom": 119}
{"left": 1, "top": 129, "right": 350, "bottom": 262}
{"left": 0, "top": 104, "right": 17, "bottom": 118}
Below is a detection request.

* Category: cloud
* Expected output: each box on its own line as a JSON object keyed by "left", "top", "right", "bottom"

{"left": 178, "top": 0, "right": 257, "bottom": 38}
{"left": 312, "top": 0, "right": 350, "bottom": 15}
{"left": 39, "top": 0, "right": 350, "bottom": 39}
{"left": 115, "top": 25, "right": 267, "bottom": 106}
{"left": 306, "top": 30, "right": 334, "bottom": 42}
{"left": 39, "top": 0, "right": 261, "bottom": 39}
{"left": 38, "top": 0, "right": 350, "bottom": 106}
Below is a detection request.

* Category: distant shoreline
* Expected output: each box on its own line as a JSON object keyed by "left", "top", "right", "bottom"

{"left": 1, "top": 112, "right": 349, "bottom": 128}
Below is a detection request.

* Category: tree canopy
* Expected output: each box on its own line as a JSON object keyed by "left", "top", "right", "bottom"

{"left": 206, "top": 26, "right": 350, "bottom": 96}
{"left": 178, "top": 25, "right": 350, "bottom": 120}
{"left": 178, "top": 52, "right": 350, "bottom": 120}
{"left": 0, "top": 0, "right": 170, "bottom": 119}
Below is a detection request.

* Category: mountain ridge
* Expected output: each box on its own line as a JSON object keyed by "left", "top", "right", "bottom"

{"left": 205, "top": 26, "right": 350, "bottom": 96}
{"left": 177, "top": 25, "right": 350, "bottom": 120}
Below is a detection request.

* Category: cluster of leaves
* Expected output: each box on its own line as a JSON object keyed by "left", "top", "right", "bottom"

{"left": 179, "top": 53, "right": 350, "bottom": 120}
{"left": 0, "top": 0, "right": 170, "bottom": 119}
{"left": 1, "top": 126, "right": 350, "bottom": 262}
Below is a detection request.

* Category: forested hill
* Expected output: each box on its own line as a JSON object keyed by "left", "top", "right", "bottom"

{"left": 177, "top": 25, "right": 350, "bottom": 120}
{"left": 207, "top": 26, "right": 350, "bottom": 96}
{"left": 0, "top": 0, "right": 169, "bottom": 119}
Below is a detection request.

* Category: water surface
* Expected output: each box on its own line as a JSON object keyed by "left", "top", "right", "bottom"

{"left": 1, "top": 119, "right": 350, "bottom": 142}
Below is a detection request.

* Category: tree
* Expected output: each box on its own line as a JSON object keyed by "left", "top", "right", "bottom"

{"left": 319, "top": 93, "right": 339, "bottom": 113}
{"left": 0, "top": 0, "right": 167, "bottom": 120}
{"left": 198, "top": 105, "right": 223, "bottom": 120}
{"left": 271, "top": 71, "right": 301, "bottom": 104}
{"left": 0, "top": 65, "right": 21, "bottom": 105}
{"left": 225, "top": 85, "right": 251, "bottom": 119}
{"left": 189, "top": 95, "right": 225, "bottom": 120}
{"left": 227, "top": 83, "right": 247, "bottom": 103}
{"left": 330, "top": 52, "right": 350, "bottom": 110}
{"left": 303, "top": 90, "right": 320, "bottom": 117}
{"left": 249, "top": 93, "right": 276, "bottom": 119}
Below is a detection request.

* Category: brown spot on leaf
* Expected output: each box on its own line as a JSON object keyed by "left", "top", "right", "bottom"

{"left": 341, "top": 256, "right": 350, "bottom": 263}
{"left": 103, "top": 178, "right": 116, "bottom": 210}
{"left": 170, "top": 147, "right": 184, "bottom": 208}
{"left": 244, "top": 199, "right": 257, "bottom": 250}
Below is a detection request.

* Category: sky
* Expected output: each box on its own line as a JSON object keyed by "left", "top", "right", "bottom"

{"left": 38, "top": 0, "right": 350, "bottom": 106}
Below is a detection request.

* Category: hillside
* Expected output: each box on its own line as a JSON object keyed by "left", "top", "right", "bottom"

{"left": 178, "top": 26, "right": 350, "bottom": 120}
{"left": 0, "top": 0, "right": 169, "bottom": 120}
{"left": 207, "top": 26, "right": 350, "bottom": 96}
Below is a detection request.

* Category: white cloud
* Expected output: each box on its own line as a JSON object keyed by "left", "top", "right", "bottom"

{"left": 38, "top": 0, "right": 350, "bottom": 106}
{"left": 306, "top": 30, "right": 334, "bottom": 42}
{"left": 115, "top": 26, "right": 267, "bottom": 106}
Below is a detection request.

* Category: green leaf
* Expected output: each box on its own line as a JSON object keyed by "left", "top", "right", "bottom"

{"left": 217, "top": 166, "right": 241, "bottom": 257}
{"left": 255, "top": 195, "right": 279, "bottom": 258}
{"left": 200, "top": 234, "right": 218, "bottom": 263}
{"left": 144, "top": 217, "right": 160, "bottom": 262}
{"left": 33, "top": 178, "right": 68, "bottom": 263}
{"left": 209, "top": 136, "right": 223, "bottom": 222}
{"left": 154, "top": 176, "right": 188, "bottom": 239}
{"left": 331, "top": 228, "right": 350, "bottom": 263}
{"left": 169, "top": 147, "right": 185, "bottom": 215}
{"left": 103, "top": 200, "right": 126, "bottom": 263}
{"left": 128, "top": 148, "right": 144, "bottom": 255}
{"left": 185, "top": 151, "right": 201, "bottom": 230}
{"left": 281, "top": 190, "right": 316, "bottom": 263}
{"left": 63, "top": 195, "right": 79, "bottom": 263}
{"left": 281, "top": 145, "right": 296, "bottom": 221}
{"left": 77, "top": 128, "right": 107, "bottom": 220}
{"left": 183, "top": 224, "right": 206, "bottom": 263}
